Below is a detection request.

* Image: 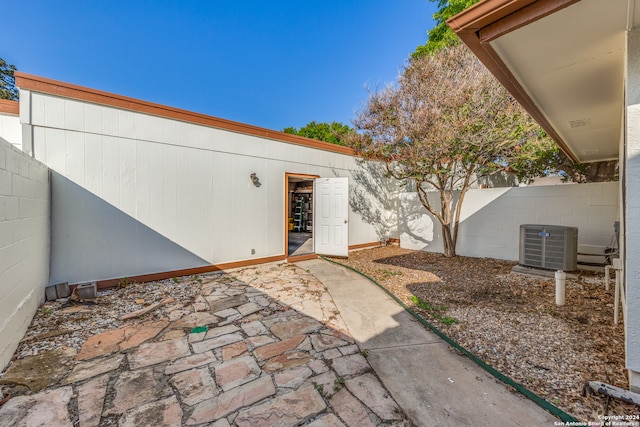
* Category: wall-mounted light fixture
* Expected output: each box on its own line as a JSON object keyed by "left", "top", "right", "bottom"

{"left": 250, "top": 173, "right": 261, "bottom": 187}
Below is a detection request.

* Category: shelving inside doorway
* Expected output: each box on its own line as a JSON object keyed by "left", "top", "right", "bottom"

{"left": 293, "top": 193, "right": 313, "bottom": 232}
{"left": 287, "top": 177, "right": 314, "bottom": 257}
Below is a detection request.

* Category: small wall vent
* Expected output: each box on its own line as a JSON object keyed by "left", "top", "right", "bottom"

{"left": 519, "top": 224, "right": 578, "bottom": 271}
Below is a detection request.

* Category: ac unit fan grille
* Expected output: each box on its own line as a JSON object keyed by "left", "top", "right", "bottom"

{"left": 519, "top": 225, "right": 578, "bottom": 271}
{"left": 544, "top": 234, "right": 568, "bottom": 270}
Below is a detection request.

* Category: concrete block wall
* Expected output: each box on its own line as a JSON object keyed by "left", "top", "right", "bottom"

{"left": 400, "top": 182, "right": 619, "bottom": 261}
{"left": 0, "top": 140, "right": 50, "bottom": 370}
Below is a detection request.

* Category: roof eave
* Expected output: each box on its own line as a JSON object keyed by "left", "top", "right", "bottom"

{"left": 447, "top": 0, "right": 582, "bottom": 163}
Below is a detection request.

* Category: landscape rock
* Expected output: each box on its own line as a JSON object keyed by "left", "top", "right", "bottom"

{"left": 187, "top": 376, "right": 275, "bottom": 425}
{"left": 127, "top": 336, "right": 190, "bottom": 369}
{"left": 103, "top": 368, "right": 172, "bottom": 415}
{"left": 345, "top": 373, "right": 403, "bottom": 420}
{"left": 119, "top": 395, "right": 183, "bottom": 427}
{"left": 215, "top": 355, "right": 261, "bottom": 391}
{"left": 329, "top": 388, "right": 375, "bottom": 427}
{"left": 331, "top": 353, "right": 370, "bottom": 377}
{"left": 0, "top": 387, "right": 73, "bottom": 427}
{"left": 170, "top": 367, "right": 218, "bottom": 406}
{"left": 235, "top": 385, "right": 326, "bottom": 426}
{"left": 0, "top": 349, "right": 73, "bottom": 392}
{"left": 77, "top": 374, "right": 109, "bottom": 427}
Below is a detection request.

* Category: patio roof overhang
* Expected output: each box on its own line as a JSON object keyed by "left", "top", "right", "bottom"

{"left": 448, "top": 0, "right": 640, "bottom": 164}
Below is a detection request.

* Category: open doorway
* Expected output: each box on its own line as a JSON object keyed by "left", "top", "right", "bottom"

{"left": 286, "top": 174, "right": 317, "bottom": 257}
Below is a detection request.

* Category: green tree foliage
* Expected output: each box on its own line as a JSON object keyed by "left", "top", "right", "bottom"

{"left": 0, "top": 57, "right": 19, "bottom": 101}
{"left": 283, "top": 121, "right": 352, "bottom": 146}
{"left": 412, "top": 0, "right": 479, "bottom": 59}
{"left": 346, "top": 45, "right": 550, "bottom": 257}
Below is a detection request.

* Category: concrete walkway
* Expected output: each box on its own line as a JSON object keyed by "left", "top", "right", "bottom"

{"left": 298, "top": 258, "right": 559, "bottom": 427}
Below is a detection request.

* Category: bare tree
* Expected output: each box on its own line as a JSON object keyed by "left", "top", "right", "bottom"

{"left": 347, "top": 45, "right": 548, "bottom": 257}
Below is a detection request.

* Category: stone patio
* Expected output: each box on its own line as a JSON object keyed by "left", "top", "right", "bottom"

{"left": 0, "top": 263, "right": 409, "bottom": 426}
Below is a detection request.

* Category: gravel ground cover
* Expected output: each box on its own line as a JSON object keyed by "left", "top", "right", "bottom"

{"left": 330, "top": 245, "right": 637, "bottom": 422}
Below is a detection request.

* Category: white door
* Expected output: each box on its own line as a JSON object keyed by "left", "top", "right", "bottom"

{"left": 314, "top": 177, "right": 349, "bottom": 257}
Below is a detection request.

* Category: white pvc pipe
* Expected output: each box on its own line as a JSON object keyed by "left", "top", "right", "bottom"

{"left": 613, "top": 258, "right": 622, "bottom": 325}
{"left": 604, "top": 265, "right": 612, "bottom": 291}
{"left": 614, "top": 272, "right": 620, "bottom": 324}
{"left": 555, "top": 270, "right": 566, "bottom": 306}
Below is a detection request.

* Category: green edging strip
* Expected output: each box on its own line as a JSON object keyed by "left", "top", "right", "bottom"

{"left": 321, "top": 256, "right": 578, "bottom": 423}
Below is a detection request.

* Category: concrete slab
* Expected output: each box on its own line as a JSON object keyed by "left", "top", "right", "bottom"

{"left": 298, "top": 259, "right": 559, "bottom": 427}
{"left": 367, "top": 343, "right": 554, "bottom": 426}
{"left": 298, "top": 259, "right": 440, "bottom": 348}
{"left": 511, "top": 264, "right": 579, "bottom": 279}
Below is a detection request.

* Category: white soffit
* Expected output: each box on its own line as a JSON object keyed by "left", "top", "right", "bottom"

{"left": 489, "top": 0, "right": 629, "bottom": 163}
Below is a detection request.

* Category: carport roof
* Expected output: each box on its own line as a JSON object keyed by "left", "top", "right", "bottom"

{"left": 448, "top": 0, "right": 638, "bottom": 163}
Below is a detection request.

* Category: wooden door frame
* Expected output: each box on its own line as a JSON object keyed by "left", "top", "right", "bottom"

{"left": 285, "top": 172, "right": 320, "bottom": 262}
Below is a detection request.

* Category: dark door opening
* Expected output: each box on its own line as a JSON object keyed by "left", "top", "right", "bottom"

{"left": 287, "top": 176, "right": 314, "bottom": 257}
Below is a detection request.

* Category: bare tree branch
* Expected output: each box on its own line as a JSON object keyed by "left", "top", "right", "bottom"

{"left": 346, "top": 45, "right": 547, "bottom": 256}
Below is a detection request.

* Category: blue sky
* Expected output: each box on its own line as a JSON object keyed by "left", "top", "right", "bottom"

{"left": 2, "top": 1, "right": 436, "bottom": 131}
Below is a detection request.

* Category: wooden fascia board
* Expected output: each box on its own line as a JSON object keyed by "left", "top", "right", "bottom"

{"left": 14, "top": 71, "right": 356, "bottom": 157}
{"left": 0, "top": 99, "right": 19, "bottom": 115}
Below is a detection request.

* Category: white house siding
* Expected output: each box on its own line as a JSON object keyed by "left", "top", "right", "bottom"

{"left": 19, "top": 90, "right": 380, "bottom": 285}
{"left": 400, "top": 182, "right": 619, "bottom": 261}
{"left": 0, "top": 140, "right": 49, "bottom": 370}
{"left": 625, "top": 26, "right": 640, "bottom": 392}
{"left": 0, "top": 112, "right": 22, "bottom": 150}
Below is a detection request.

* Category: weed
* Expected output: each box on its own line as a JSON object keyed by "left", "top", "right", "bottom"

{"left": 378, "top": 268, "right": 403, "bottom": 281}
{"left": 411, "top": 296, "right": 458, "bottom": 325}
{"left": 118, "top": 277, "right": 130, "bottom": 289}
{"left": 410, "top": 295, "right": 449, "bottom": 312}
{"left": 41, "top": 307, "right": 54, "bottom": 316}
{"left": 332, "top": 377, "right": 346, "bottom": 393}
{"left": 312, "top": 382, "right": 324, "bottom": 396}
{"left": 193, "top": 275, "right": 202, "bottom": 283}
{"left": 440, "top": 316, "right": 459, "bottom": 325}
{"left": 410, "top": 295, "right": 435, "bottom": 311}
{"left": 360, "top": 349, "right": 369, "bottom": 358}
{"left": 172, "top": 277, "right": 179, "bottom": 283}
{"left": 552, "top": 397, "right": 560, "bottom": 405}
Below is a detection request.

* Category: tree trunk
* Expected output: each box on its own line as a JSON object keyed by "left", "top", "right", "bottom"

{"left": 442, "top": 223, "right": 457, "bottom": 257}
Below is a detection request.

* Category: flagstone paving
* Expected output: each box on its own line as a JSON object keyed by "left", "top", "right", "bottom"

{"left": 0, "top": 263, "right": 410, "bottom": 426}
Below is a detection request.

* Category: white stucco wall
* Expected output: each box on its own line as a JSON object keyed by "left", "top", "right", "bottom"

{"left": 400, "top": 182, "right": 619, "bottom": 261}
{"left": 0, "top": 112, "right": 22, "bottom": 150}
{"left": 19, "top": 90, "right": 381, "bottom": 284}
{"left": 0, "top": 140, "right": 50, "bottom": 370}
{"left": 625, "top": 26, "right": 640, "bottom": 391}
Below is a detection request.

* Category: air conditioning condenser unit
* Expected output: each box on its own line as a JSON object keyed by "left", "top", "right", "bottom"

{"left": 519, "top": 224, "right": 578, "bottom": 271}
